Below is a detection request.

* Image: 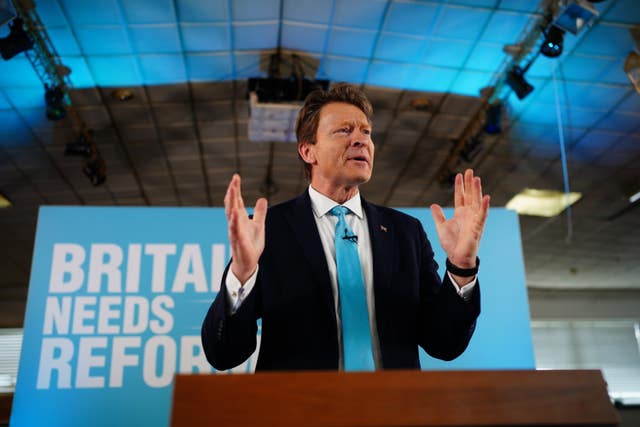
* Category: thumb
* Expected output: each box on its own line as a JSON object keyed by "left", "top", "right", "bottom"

{"left": 253, "top": 198, "right": 268, "bottom": 228}
{"left": 430, "top": 204, "right": 446, "bottom": 226}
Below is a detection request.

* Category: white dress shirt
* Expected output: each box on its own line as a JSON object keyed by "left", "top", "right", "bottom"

{"left": 225, "top": 185, "right": 476, "bottom": 369}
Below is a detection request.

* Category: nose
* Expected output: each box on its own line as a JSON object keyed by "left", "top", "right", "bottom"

{"left": 352, "top": 129, "right": 372, "bottom": 147}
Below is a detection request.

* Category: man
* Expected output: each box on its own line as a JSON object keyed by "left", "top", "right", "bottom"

{"left": 202, "top": 84, "right": 490, "bottom": 371}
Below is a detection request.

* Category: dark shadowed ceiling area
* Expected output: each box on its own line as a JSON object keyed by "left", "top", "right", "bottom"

{"left": 1, "top": 0, "right": 639, "bottom": 327}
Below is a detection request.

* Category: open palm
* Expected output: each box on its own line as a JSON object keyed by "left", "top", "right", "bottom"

{"left": 430, "top": 169, "right": 489, "bottom": 269}
{"left": 224, "top": 174, "right": 268, "bottom": 283}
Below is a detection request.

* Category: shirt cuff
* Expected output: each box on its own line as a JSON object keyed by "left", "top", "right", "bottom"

{"left": 447, "top": 272, "right": 476, "bottom": 302}
{"left": 225, "top": 266, "right": 259, "bottom": 315}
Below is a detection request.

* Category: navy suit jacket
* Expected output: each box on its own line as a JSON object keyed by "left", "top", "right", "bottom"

{"left": 202, "top": 191, "right": 480, "bottom": 371}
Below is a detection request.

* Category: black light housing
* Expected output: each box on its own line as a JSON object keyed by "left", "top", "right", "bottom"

{"left": 44, "top": 84, "right": 66, "bottom": 121}
{"left": 83, "top": 154, "right": 106, "bottom": 186}
{"left": 247, "top": 77, "right": 330, "bottom": 102}
{"left": 506, "top": 66, "right": 534, "bottom": 100}
{"left": 460, "top": 135, "right": 484, "bottom": 163}
{"left": 541, "top": 25, "right": 565, "bottom": 58}
{"left": 0, "top": 17, "right": 33, "bottom": 60}
{"left": 484, "top": 103, "right": 502, "bottom": 134}
{"left": 65, "top": 135, "right": 92, "bottom": 157}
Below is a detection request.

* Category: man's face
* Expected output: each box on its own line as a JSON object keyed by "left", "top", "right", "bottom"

{"left": 301, "top": 102, "right": 374, "bottom": 189}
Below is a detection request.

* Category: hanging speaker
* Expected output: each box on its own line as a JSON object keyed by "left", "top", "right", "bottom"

{"left": 0, "top": 0, "right": 16, "bottom": 27}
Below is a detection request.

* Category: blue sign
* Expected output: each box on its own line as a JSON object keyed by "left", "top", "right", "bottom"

{"left": 12, "top": 206, "right": 533, "bottom": 427}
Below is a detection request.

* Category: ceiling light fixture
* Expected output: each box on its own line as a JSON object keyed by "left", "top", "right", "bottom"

{"left": 460, "top": 135, "right": 484, "bottom": 163}
{"left": 0, "top": 17, "right": 33, "bottom": 60}
{"left": 83, "top": 154, "right": 106, "bottom": 186}
{"left": 506, "top": 66, "right": 535, "bottom": 100}
{"left": 111, "top": 88, "right": 134, "bottom": 102}
{"left": 410, "top": 97, "right": 432, "bottom": 112}
{"left": 44, "top": 84, "right": 66, "bottom": 121}
{"left": 541, "top": 25, "right": 566, "bottom": 58}
{"left": 552, "top": 0, "right": 598, "bottom": 35}
{"left": 484, "top": 102, "right": 502, "bottom": 134}
{"left": 0, "top": 191, "right": 11, "bottom": 208}
{"left": 623, "top": 51, "right": 640, "bottom": 94}
{"left": 506, "top": 189, "right": 582, "bottom": 217}
{"left": 0, "top": 0, "right": 16, "bottom": 27}
{"left": 64, "top": 134, "right": 92, "bottom": 157}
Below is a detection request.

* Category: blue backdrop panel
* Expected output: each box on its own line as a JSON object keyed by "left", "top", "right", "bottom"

{"left": 12, "top": 206, "right": 533, "bottom": 427}
{"left": 401, "top": 208, "right": 534, "bottom": 370}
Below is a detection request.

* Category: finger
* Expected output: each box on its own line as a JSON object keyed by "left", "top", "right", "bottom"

{"left": 235, "top": 174, "right": 246, "bottom": 212}
{"left": 453, "top": 173, "right": 464, "bottom": 208}
{"left": 464, "top": 169, "right": 474, "bottom": 204}
{"left": 472, "top": 176, "right": 482, "bottom": 211}
{"left": 430, "top": 203, "right": 446, "bottom": 226}
{"left": 224, "top": 175, "right": 235, "bottom": 217}
{"left": 481, "top": 194, "right": 490, "bottom": 220}
{"left": 476, "top": 195, "right": 490, "bottom": 232}
{"left": 253, "top": 198, "right": 268, "bottom": 228}
{"left": 227, "top": 210, "right": 237, "bottom": 249}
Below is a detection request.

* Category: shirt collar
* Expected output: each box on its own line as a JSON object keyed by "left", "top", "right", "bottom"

{"left": 308, "top": 185, "right": 364, "bottom": 219}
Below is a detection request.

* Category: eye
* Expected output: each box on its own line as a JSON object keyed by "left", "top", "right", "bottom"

{"left": 362, "top": 128, "right": 372, "bottom": 135}
{"left": 335, "top": 127, "right": 351, "bottom": 134}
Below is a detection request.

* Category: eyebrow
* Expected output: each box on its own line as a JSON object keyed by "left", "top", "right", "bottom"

{"left": 336, "top": 119, "right": 373, "bottom": 128}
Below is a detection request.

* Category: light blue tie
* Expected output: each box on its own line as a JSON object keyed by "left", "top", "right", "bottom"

{"left": 330, "top": 205, "right": 375, "bottom": 371}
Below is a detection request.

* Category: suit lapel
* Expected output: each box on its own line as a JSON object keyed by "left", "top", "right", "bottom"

{"left": 362, "top": 199, "right": 393, "bottom": 308}
{"left": 283, "top": 191, "right": 335, "bottom": 315}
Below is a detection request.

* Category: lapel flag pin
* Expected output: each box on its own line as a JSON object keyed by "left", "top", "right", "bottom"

{"left": 380, "top": 225, "right": 387, "bottom": 232}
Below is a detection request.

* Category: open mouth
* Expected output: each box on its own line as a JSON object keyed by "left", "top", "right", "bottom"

{"left": 348, "top": 155, "right": 369, "bottom": 164}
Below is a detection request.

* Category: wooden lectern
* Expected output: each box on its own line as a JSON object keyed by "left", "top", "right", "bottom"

{"left": 170, "top": 370, "right": 619, "bottom": 427}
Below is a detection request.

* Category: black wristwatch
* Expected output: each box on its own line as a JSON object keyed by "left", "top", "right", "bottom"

{"left": 446, "top": 257, "right": 480, "bottom": 277}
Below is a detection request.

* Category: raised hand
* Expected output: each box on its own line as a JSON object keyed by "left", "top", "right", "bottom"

{"left": 430, "top": 169, "right": 490, "bottom": 276}
{"left": 224, "top": 174, "right": 268, "bottom": 284}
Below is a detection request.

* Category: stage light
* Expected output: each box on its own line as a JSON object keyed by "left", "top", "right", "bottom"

{"left": 0, "top": 17, "right": 33, "bottom": 60}
{"left": 44, "top": 84, "right": 66, "bottom": 121}
{"left": 624, "top": 51, "right": 640, "bottom": 94}
{"left": 64, "top": 135, "right": 92, "bottom": 157}
{"left": 460, "top": 135, "right": 484, "bottom": 163}
{"left": 553, "top": 0, "right": 598, "bottom": 35}
{"left": 0, "top": 0, "right": 17, "bottom": 27}
{"left": 484, "top": 103, "right": 502, "bottom": 134}
{"left": 506, "top": 189, "right": 582, "bottom": 217}
{"left": 83, "top": 154, "right": 106, "bottom": 186}
{"left": 0, "top": 191, "right": 11, "bottom": 208}
{"left": 541, "top": 25, "right": 565, "bottom": 58}
{"left": 506, "top": 66, "right": 534, "bottom": 100}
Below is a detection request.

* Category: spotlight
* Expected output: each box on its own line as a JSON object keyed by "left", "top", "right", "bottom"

{"left": 83, "top": 154, "right": 106, "bottom": 186}
{"left": 460, "top": 135, "right": 484, "bottom": 163}
{"left": 65, "top": 135, "right": 92, "bottom": 157}
{"left": 484, "top": 103, "right": 502, "bottom": 134}
{"left": 506, "top": 66, "right": 534, "bottom": 100}
{"left": 44, "top": 84, "right": 66, "bottom": 121}
{"left": 541, "top": 25, "right": 565, "bottom": 58}
{"left": 553, "top": 0, "right": 598, "bottom": 35}
{"left": 0, "top": 0, "right": 17, "bottom": 27}
{"left": 0, "top": 17, "right": 33, "bottom": 60}
{"left": 623, "top": 51, "right": 640, "bottom": 94}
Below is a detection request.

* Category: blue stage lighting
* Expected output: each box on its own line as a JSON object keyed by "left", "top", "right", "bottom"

{"left": 541, "top": 26, "right": 565, "bottom": 58}
{"left": 484, "top": 103, "right": 502, "bottom": 134}
{"left": 506, "top": 66, "right": 534, "bottom": 100}
{"left": 44, "top": 84, "right": 66, "bottom": 121}
{"left": 0, "top": 17, "right": 33, "bottom": 60}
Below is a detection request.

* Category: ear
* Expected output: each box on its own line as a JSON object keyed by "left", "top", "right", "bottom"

{"left": 298, "top": 141, "right": 317, "bottom": 166}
